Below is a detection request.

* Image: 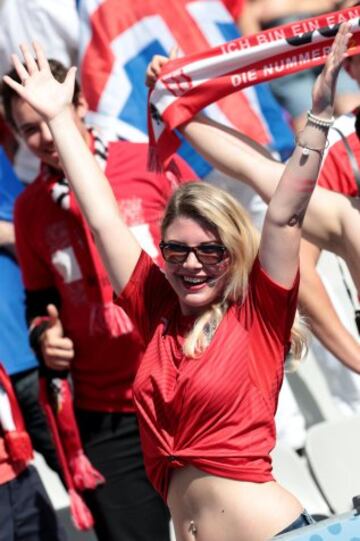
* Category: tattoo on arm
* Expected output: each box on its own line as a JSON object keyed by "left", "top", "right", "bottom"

{"left": 288, "top": 211, "right": 305, "bottom": 227}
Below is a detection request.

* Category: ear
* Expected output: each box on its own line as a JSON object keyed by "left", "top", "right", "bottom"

{"left": 74, "top": 91, "right": 89, "bottom": 120}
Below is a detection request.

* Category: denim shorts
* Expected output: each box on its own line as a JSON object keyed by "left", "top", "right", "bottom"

{"left": 276, "top": 509, "right": 315, "bottom": 536}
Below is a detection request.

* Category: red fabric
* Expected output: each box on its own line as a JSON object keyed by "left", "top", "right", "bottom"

{"left": 38, "top": 379, "right": 73, "bottom": 489}
{"left": 70, "top": 452, "right": 105, "bottom": 491}
{"left": 69, "top": 489, "right": 94, "bottom": 530}
{"left": 3, "top": 432, "right": 32, "bottom": 464}
{"left": 222, "top": 0, "right": 245, "bottom": 20}
{"left": 39, "top": 377, "right": 104, "bottom": 490}
{"left": 148, "top": 7, "right": 360, "bottom": 168}
{"left": 115, "top": 251, "right": 299, "bottom": 501}
{"left": 80, "top": 0, "right": 277, "bottom": 151}
{"left": 38, "top": 379, "right": 95, "bottom": 531}
{"left": 52, "top": 379, "right": 86, "bottom": 458}
{"left": 0, "top": 437, "right": 24, "bottom": 485}
{"left": 0, "top": 364, "right": 32, "bottom": 484}
{"left": 14, "top": 142, "right": 195, "bottom": 412}
{"left": 318, "top": 112, "right": 359, "bottom": 196}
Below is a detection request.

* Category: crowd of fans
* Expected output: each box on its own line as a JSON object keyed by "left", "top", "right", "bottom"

{"left": 0, "top": 1, "right": 360, "bottom": 541}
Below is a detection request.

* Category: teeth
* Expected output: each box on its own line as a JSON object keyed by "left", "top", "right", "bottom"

{"left": 183, "top": 276, "right": 207, "bottom": 284}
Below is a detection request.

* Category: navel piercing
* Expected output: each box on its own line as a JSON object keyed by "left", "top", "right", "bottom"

{"left": 189, "top": 520, "right": 197, "bottom": 535}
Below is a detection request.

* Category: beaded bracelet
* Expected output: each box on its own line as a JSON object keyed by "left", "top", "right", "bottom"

{"left": 295, "top": 134, "right": 329, "bottom": 156}
{"left": 307, "top": 110, "right": 335, "bottom": 128}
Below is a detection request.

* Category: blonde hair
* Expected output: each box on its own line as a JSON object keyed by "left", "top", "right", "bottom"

{"left": 286, "top": 314, "right": 309, "bottom": 372}
{"left": 161, "top": 182, "right": 306, "bottom": 362}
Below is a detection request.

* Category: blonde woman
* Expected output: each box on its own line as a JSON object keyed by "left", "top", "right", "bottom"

{"left": 3, "top": 25, "right": 351, "bottom": 539}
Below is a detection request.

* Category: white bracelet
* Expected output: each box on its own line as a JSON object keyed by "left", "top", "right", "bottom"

{"left": 307, "top": 110, "right": 335, "bottom": 128}
{"left": 295, "top": 134, "right": 329, "bottom": 156}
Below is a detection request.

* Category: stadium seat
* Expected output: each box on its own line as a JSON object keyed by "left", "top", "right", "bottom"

{"left": 271, "top": 443, "right": 330, "bottom": 516}
{"left": 287, "top": 350, "right": 342, "bottom": 428}
{"left": 305, "top": 415, "right": 360, "bottom": 513}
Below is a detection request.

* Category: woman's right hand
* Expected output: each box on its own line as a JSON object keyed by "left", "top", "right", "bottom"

{"left": 3, "top": 42, "right": 77, "bottom": 123}
{"left": 311, "top": 21, "right": 352, "bottom": 117}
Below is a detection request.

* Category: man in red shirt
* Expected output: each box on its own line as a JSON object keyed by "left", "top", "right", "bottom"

{"left": 2, "top": 59, "right": 195, "bottom": 541}
{"left": 298, "top": 51, "right": 360, "bottom": 415}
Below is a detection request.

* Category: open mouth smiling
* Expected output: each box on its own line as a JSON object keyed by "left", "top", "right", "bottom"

{"left": 180, "top": 275, "right": 213, "bottom": 288}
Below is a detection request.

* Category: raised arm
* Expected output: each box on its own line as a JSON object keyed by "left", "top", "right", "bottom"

{"left": 256, "top": 24, "right": 351, "bottom": 286}
{"left": 299, "top": 239, "right": 360, "bottom": 373}
{"left": 146, "top": 51, "right": 346, "bottom": 257}
{"left": 3, "top": 43, "right": 141, "bottom": 295}
{"left": 183, "top": 25, "right": 350, "bottom": 286}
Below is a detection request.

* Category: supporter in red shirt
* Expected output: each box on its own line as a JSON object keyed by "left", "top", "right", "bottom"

{"left": 0, "top": 363, "right": 66, "bottom": 541}
{"left": 2, "top": 59, "right": 194, "bottom": 541}
{"left": 310, "top": 23, "right": 360, "bottom": 201}
{"left": 318, "top": 112, "right": 360, "bottom": 196}
{"left": 298, "top": 50, "right": 360, "bottom": 385}
{"left": 145, "top": 46, "right": 360, "bottom": 381}
{"left": 4, "top": 29, "right": 350, "bottom": 539}
{"left": 115, "top": 232, "right": 299, "bottom": 501}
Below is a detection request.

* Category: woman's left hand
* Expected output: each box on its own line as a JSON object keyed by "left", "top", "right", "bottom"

{"left": 311, "top": 22, "right": 352, "bottom": 117}
{"left": 145, "top": 47, "right": 179, "bottom": 88}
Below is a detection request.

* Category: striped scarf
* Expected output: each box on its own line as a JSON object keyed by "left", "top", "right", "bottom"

{"left": 148, "top": 6, "right": 360, "bottom": 170}
{"left": 0, "top": 364, "right": 33, "bottom": 465}
{"left": 43, "top": 127, "right": 108, "bottom": 211}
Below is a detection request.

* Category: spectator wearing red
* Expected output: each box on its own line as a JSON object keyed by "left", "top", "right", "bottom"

{"left": 0, "top": 363, "right": 66, "bottom": 541}
{"left": 2, "top": 58, "right": 194, "bottom": 541}
{"left": 4, "top": 30, "right": 351, "bottom": 537}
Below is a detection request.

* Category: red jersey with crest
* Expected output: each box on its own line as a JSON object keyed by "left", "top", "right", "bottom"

{"left": 14, "top": 141, "right": 194, "bottom": 412}
{"left": 115, "top": 250, "right": 299, "bottom": 500}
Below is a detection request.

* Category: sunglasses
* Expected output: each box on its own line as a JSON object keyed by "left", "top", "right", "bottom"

{"left": 159, "top": 241, "right": 228, "bottom": 265}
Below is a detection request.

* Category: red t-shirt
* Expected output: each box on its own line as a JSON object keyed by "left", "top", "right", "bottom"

{"left": 318, "top": 113, "right": 359, "bottom": 197}
{"left": 115, "top": 251, "right": 299, "bottom": 500}
{"left": 15, "top": 141, "right": 195, "bottom": 412}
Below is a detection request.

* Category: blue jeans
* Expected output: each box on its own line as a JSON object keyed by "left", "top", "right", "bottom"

{"left": 276, "top": 509, "right": 315, "bottom": 535}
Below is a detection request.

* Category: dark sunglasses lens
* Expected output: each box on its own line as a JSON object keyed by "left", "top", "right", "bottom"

{"left": 160, "top": 243, "right": 226, "bottom": 264}
{"left": 197, "top": 245, "right": 225, "bottom": 264}
{"left": 161, "top": 244, "right": 188, "bottom": 263}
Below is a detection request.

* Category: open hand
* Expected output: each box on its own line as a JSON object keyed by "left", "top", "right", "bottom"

{"left": 312, "top": 22, "right": 353, "bottom": 117}
{"left": 3, "top": 42, "right": 77, "bottom": 123}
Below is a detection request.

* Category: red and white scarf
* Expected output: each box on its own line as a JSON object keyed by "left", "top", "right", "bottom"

{"left": 148, "top": 6, "right": 360, "bottom": 169}
{"left": 43, "top": 127, "right": 108, "bottom": 211}
{"left": 0, "top": 364, "right": 33, "bottom": 466}
{"left": 38, "top": 377, "right": 104, "bottom": 530}
{"left": 39, "top": 127, "right": 133, "bottom": 337}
